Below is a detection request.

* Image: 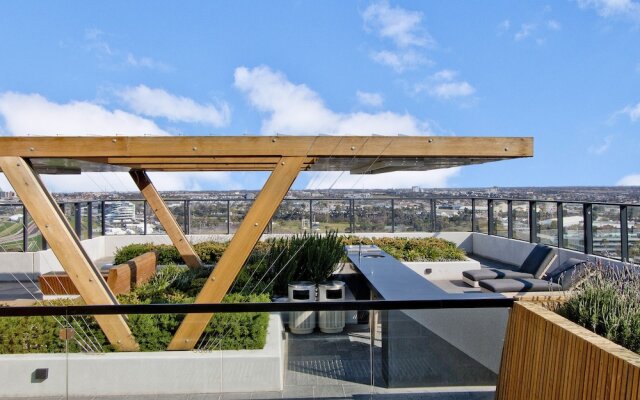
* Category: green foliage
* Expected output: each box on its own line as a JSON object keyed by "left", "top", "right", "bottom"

{"left": 341, "top": 236, "right": 466, "bottom": 262}
{"left": 558, "top": 263, "right": 640, "bottom": 354}
{"left": 199, "top": 293, "right": 270, "bottom": 350}
{"left": 236, "top": 231, "right": 344, "bottom": 296}
{"left": 114, "top": 241, "right": 229, "bottom": 266}
{"left": 0, "top": 269, "right": 269, "bottom": 354}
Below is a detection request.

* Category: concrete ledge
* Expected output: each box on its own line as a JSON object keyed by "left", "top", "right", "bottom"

{"left": 404, "top": 257, "right": 480, "bottom": 281}
{"left": 0, "top": 314, "right": 284, "bottom": 397}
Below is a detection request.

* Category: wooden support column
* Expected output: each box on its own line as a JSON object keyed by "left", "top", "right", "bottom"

{"left": 130, "top": 170, "right": 203, "bottom": 269}
{"left": 168, "top": 157, "right": 305, "bottom": 350}
{"left": 0, "top": 157, "right": 138, "bottom": 351}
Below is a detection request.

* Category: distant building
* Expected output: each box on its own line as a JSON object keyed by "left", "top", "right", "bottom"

{"left": 412, "top": 186, "right": 421, "bottom": 193}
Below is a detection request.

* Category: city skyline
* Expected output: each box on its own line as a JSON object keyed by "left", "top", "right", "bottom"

{"left": 1, "top": 1, "right": 639, "bottom": 192}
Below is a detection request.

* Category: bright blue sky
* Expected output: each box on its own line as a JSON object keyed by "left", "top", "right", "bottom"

{"left": 0, "top": 0, "right": 639, "bottom": 192}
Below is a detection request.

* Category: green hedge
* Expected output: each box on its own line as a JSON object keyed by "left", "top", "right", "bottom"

{"left": 341, "top": 236, "right": 466, "bottom": 261}
{"left": 113, "top": 242, "right": 228, "bottom": 265}
{"left": 0, "top": 267, "right": 270, "bottom": 354}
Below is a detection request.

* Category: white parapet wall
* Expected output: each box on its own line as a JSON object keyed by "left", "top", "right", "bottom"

{"left": 0, "top": 313, "right": 284, "bottom": 397}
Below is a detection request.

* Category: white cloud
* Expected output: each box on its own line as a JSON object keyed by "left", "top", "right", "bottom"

{"left": 617, "top": 173, "right": 640, "bottom": 185}
{"left": 234, "top": 65, "right": 460, "bottom": 189}
{"left": 616, "top": 102, "right": 640, "bottom": 121}
{"left": 370, "top": 50, "right": 431, "bottom": 72}
{"left": 84, "top": 28, "right": 171, "bottom": 71}
{"left": 498, "top": 19, "right": 511, "bottom": 34}
{"left": 356, "top": 91, "right": 384, "bottom": 107}
{"left": 119, "top": 85, "right": 231, "bottom": 127}
{"left": 362, "top": 1, "right": 434, "bottom": 48}
{"left": 588, "top": 135, "right": 613, "bottom": 154}
{"left": 515, "top": 23, "right": 537, "bottom": 41}
{"left": 578, "top": 0, "right": 640, "bottom": 20}
{"left": 0, "top": 92, "right": 168, "bottom": 136}
{"left": 415, "top": 70, "right": 476, "bottom": 100}
{"left": 547, "top": 19, "right": 562, "bottom": 30}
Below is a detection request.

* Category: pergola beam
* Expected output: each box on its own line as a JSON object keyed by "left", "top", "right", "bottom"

{"left": 168, "top": 156, "right": 306, "bottom": 350}
{"left": 130, "top": 170, "right": 203, "bottom": 269}
{"left": 0, "top": 157, "right": 138, "bottom": 351}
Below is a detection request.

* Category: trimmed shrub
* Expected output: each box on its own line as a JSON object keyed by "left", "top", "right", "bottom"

{"left": 341, "top": 236, "right": 466, "bottom": 262}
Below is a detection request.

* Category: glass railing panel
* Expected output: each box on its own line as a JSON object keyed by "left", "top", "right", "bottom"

{"left": 536, "top": 202, "right": 558, "bottom": 246}
{"left": 393, "top": 199, "right": 431, "bottom": 232}
{"left": 25, "top": 212, "right": 44, "bottom": 251}
{"left": 230, "top": 200, "right": 251, "bottom": 234}
{"left": 592, "top": 204, "right": 621, "bottom": 260}
{"left": 64, "top": 311, "right": 223, "bottom": 398}
{"left": 91, "top": 202, "right": 103, "bottom": 238}
{"left": 474, "top": 199, "right": 489, "bottom": 234}
{"left": 435, "top": 199, "right": 472, "bottom": 232}
{"left": 562, "top": 203, "right": 584, "bottom": 252}
{"left": 512, "top": 201, "right": 530, "bottom": 241}
{"left": 0, "top": 204, "right": 24, "bottom": 251}
{"left": 164, "top": 200, "right": 186, "bottom": 232}
{"left": 493, "top": 200, "right": 508, "bottom": 237}
{"left": 103, "top": 200, "right": 145, "bottom": 235}
{"left": 629, "top": 206, "right": 640, "bottom": 264}
{"left": 354, "top": 199, "right": 392, "bottom": 233}
{"left": 272, "top": 199, "right": 311, "bottom": 234}
{"left": 310, "top": 199, "right": 351, "bottom": 233}
{"left": 189, "top": 200, "right": 229, "bottom": 234}
{"left": 374, "top": 307, "right": 507, "bottom": 396}
{"left": 61, "top": 202, "right": 77, "bottom": 235}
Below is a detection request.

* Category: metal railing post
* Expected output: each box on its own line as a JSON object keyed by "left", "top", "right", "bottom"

{"left": 556, "top": 202, "right": 563, "bottom": 249}
{"left": 621, "top": 205, "right": 629, "bottom": 262}
{"left": 487, "top": 199, "right": 494, "bottom": 236}
{"left": 350, "top": 199, "right": 355, "bottom": 233}
{"left": 184, "top": 200, "right": 190, "bottom": 235}
{"left": 583, "top": 203, "right": 593, "bottom": 255}
{"left": 430, "top": 199, "right": 436, "bottom": 232}
{"left": 101, "top": 201, "right": 106, "bottom": 236}
{"left": 529, "top": 201, "right": 537, "bottom": 243}
{"left": 507, "top": 200, "right": 513, "bottom": 239}
{"left": 391, "top": 199, "right": 395, "bottom": 233}
{"left": 471, "top": 199, "right": 476, "bottom": 233}
{"left": 87, "top": 202, "right": 93, "bottom": 240}
{"left": 74, "top": 202, "right": 82, "bottom": 239}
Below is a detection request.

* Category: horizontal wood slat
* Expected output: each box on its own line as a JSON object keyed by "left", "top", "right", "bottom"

{"left": 497, "top": 301, "right": 640, "bottom": 400}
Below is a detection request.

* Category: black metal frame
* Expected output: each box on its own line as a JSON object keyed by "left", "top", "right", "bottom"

{"left": 2, "top": 196, "right": 638, "bottom": 262}
{"left": 0, "top": 298, "right": 515, "bottom": 317}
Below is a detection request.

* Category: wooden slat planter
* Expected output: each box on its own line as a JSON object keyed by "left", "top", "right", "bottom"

{"left": 39, "top": 252, "right": 158, "bottom": 296}
{"left": 496, "top": 301, "right": 640, "bottom": 399}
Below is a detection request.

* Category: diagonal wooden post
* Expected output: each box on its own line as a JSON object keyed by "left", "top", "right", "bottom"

{"left": 130, "top": 170, "right": 203, "bottom": 269}
{"left": 0, "top": 157, "right": 138, "bottom": 351}
{"left": 168, "top": 156, "right": 305, "bottom": 350}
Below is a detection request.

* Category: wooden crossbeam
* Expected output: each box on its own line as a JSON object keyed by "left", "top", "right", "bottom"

{"left": 130, "top": 170, "right": 203, "bottom": 269}
{"left": 0, "top": 157, "right": 138, "bottom": 351}
{"left": 168, "top": 156, "right": 306, "bottom": 350}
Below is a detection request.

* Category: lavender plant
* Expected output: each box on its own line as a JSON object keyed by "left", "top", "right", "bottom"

{"left": 557, "top": 261, "right": 640, "bottom": 353}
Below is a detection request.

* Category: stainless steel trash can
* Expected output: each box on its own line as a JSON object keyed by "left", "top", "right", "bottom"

{"left": 288, "top": 281, "right": 316, "bottom": 334}
{"left": 318, "top": 280, "right": 346, "bottom": 333}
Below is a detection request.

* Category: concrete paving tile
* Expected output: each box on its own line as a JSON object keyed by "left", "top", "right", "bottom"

{"left": 342, "top": 384, "right": 373, "bottom": 396}
{"left": 220, "top": 392, "right": 253, "bottom": 399}
{"left": 313, "top": 385, "right": 345, "bottom": 398}
{"left": 281, "top": 387, "right": 314, "bottom": 399}
{"left": 189, "top": 394, "right": 222, "bottom": 400}
{"left": 250, "top": 391, "right": 283, "bottom": 399}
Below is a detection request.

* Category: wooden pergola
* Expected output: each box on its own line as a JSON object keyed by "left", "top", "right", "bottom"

{"left": 0, "top": 135, "right": 533, "bottom": 351}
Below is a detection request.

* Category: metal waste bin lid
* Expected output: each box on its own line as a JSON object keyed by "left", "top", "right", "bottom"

{"left": 288, "top": 281, "right": 315, "bottom": 290}
{"left": 318, "top": 280, "right": 345, "bottom": 290}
